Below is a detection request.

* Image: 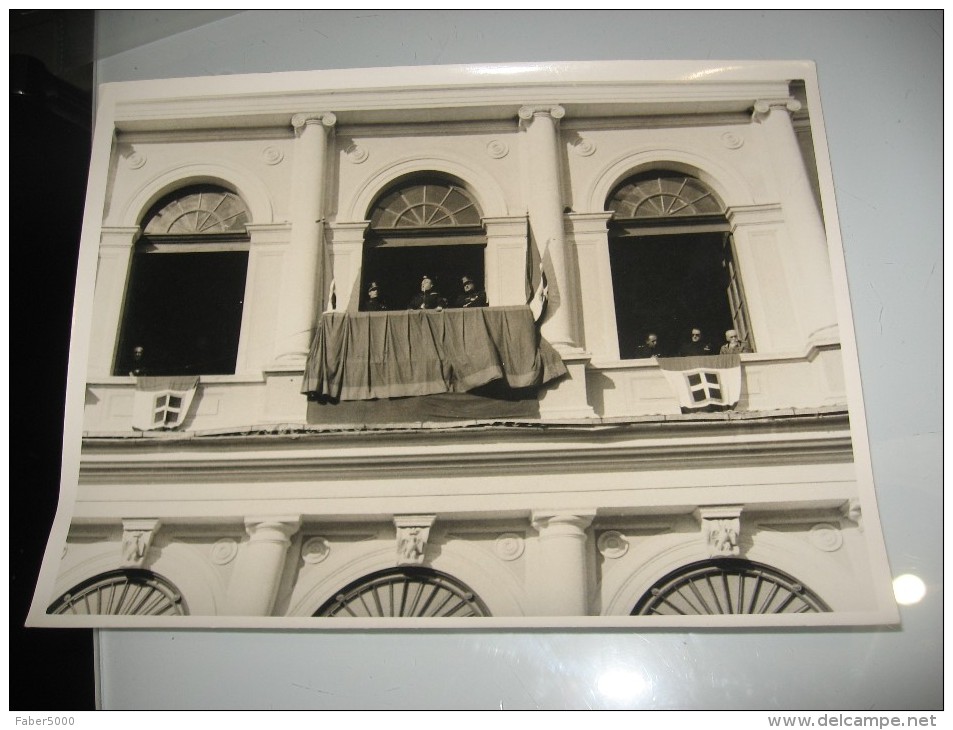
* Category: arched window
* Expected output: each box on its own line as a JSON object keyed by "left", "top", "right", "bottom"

{"left": 606, "top": 171, "right": 753, "bottom": 359}
{"left": 114, "top": 185, "right": 250, "bottom": 376}
{"left": 631, "top": 559, "right": 830, "bottom": 616}
{"left": 48, "top": 569, "right": 188, "bottom": 616}
{"left": 314, "top": 567, "right": 491, "bottom": 618}
{"left": 360, "top": 176, "right": 486, "bottom": 311}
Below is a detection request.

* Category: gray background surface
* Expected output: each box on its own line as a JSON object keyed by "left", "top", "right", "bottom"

{"left": 92, "top": 10, "right": 942, "bottom": 710}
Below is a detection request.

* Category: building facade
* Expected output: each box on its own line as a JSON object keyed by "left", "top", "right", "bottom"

{"left": 34, "top": 62, "right": 896, "bottom": 626}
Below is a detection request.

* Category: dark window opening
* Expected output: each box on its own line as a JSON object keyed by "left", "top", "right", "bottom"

{"left": 610, "top": 232, "right": 742, "bottom": 358}
{"left": 361, "top": 241, "right": 486, "bottom": 311}
{"left": 360, "top": 177, "right": 487, "bottom": 311}
{"left": 607, "top": 171, "right": 752, "bottom": 359}
{"left": 115, "top": 249, "right": 248, "bottom": 376}
{"left": 114, "top": 185, "right": 250, "bottom": 376}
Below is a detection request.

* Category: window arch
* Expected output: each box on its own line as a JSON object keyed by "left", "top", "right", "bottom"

{"left": 314, "top": 566, "right": 491, "bottom": 618}
{"left": 360, "top": 176, "right": 487, "bottom": 311}
{"left": 48, "top": 569, "right": 188, "bottom": 616}
{"left": 631, "top": 558, "right": 830, "bottom": 616}
{"left": 606, "top": 170, "right": 753, "bottom": 359}
{"left": 114, "top": 184, "right": 250, "bottom": 376}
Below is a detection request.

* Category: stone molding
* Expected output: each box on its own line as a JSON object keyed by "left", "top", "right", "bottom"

{"left": 120, "top": 518, "right": 161, "bottom": 567}
{"left": 394, "top": 515, "right": 436, "bottom": 565}
{"left": 694, "top": 506, "right": 743, "bottom": 558}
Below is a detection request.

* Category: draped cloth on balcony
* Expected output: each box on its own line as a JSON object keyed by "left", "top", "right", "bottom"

{"left": 301, "top": 306, "right": 567, "bottom": 402}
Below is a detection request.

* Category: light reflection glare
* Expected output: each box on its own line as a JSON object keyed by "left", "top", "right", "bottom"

{"left": 596, "top": 667, "right": 650, "bottom": 703}
{"left": 893, "top": 573, "right": 926, "bottom": 605}
{"left": 468, "top": 64, "right": 547, "bottom": 76}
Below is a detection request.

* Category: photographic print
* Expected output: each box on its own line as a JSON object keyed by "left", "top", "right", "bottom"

{"left": 28, "top": 60, "right": 898, "bottom": 628}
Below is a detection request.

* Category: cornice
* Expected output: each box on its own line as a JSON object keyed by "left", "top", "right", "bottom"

{"left": 79, "top": 410, "right": 853, "bottom": 484}
{"left": 106, "top": 79, "right": 791, "bottom": 133}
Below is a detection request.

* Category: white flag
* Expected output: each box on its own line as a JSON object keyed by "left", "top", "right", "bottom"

{"left": 132, "top": 377, "right": 199, "bottom": 430}
{"left": 658, "top": 354, "right": 743, "bottom": 410}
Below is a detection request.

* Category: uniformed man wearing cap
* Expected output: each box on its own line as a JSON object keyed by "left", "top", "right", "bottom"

{"left": 452, "top": 274, "right": 488, "bottom": 308}
{"left": 363, "top": 280, "right": 388, "bottom": 311}
{"left": 407, "top": 274, "right": 447, "bottom": 310}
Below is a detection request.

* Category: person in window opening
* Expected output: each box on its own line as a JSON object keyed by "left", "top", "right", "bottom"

{"left": 363, "top": 281, "right": 388, "bottom": 311}
{"left": 679, "top": 327, "right": 712, "bottom": 356}
{"left": 635, "top": 333, "right": 660, "bottom": 358}
{"left": 720, "top": 329, "right": 751, "bottom": 354}
{"left": 408, "top": 274, "right": 447, "bottom": 310}
{"left": 128, "top": 346, "right": 147, "bottom": 376}
{"left": 453, "top": 274, "right": 488, "bottom": 308}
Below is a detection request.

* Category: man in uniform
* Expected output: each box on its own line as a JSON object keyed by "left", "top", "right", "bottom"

{"left": 452, "top": 274, "right": 488, "bottom": 308}
{"left": 408, "top": 274, "right": 447, "bottom": 310}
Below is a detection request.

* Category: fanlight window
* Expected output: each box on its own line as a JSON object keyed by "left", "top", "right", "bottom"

{"left": 361, "top": 177, "right": 487, "bottom": 311}
{"left": 114, "top": 184, "right": 250, "bottom": 376}
{"left": 632, "top": 559, "right": 830, "bottom": 616}
{"left": 608, "top": 172, "right": 726, "bottom": 219}
{"left": 370, "top": 180, "right": 482, "bottom": 229}
{"left": 48, "top": 569, "right": 188, "bottom": 616}
{"left": 142, "top": 187, "right": 249, "bottom": 235}
{"left": 314, "top": 567, "right": 490, "bottom": 618}
{"left": 607, "top": 170, "right": 753, "bottom": 359}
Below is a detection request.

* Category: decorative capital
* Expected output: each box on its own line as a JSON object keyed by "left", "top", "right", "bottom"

{"left": 394, "top": 515, "right": 436, "bottom": 565}
{"left": 120, "top": 518, "right": 161, "bottom": 567}
{"left": 841, "top": 498, "right": 863, "bottom": 532}
{"left": 244, "top": 516, "right": 302, "bottom": 545}
{"left": 752, "top": 98, "right": 802, "bottom": 123}
{"left": 292, "top": 112, "right": 337, "bottom": 134}
{"left": 694, "top": 506, "right": 743, "bottom": 558}
{"left": 518, "top": 104, "right": 565, "bottom": 122}
{"left": 531, "top": 510, "right": 595, "bottom": 536}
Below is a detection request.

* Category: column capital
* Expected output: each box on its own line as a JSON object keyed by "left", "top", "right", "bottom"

{"left": 244, "top": 516, "right": 301, "bottom": 544}
{"left": 291, "top": 111, "right": 337, "bottom": 134}
{"left": 531, "top": 510, "right": 596, "bottom": 533}
{"left": 100, "top": 226, "right": 141, "bottom": 249}
{"left": 751, "top": 98, "right": 802, "bottom": 123}
{"left": 518, "top": 104, "right": 565, "bottom": 122}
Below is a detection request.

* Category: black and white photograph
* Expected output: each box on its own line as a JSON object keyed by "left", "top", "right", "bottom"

{"left": 28, "top": 57, "right": 899, "bottom": 630}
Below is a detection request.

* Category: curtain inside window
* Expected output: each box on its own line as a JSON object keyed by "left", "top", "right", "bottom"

{"left": 302, "top": 306, "right": 567, "bottom": 402}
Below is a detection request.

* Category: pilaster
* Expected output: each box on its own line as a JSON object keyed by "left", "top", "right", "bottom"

{"left": 272, "top": 112, "right": 336, "bottom": 367}
{"left": 752, "top": 99, "right": 837, "bottom": 343}
{"left": 483, "top": 215, "right": 529, "bottom": 306}
{"left": 565, "top": 212, "right": 616, "bottom": 360}
{"left": 225, "top": 516, "right": 301, "bottom": 616}
{"left": 327, "top": 220, "right": 371, "bottom": 312}
{"left": 88, "top": 226, "right": 140, "bottom": 376}
{"left": 519, "top": 104, "right": 580, "bottom": 351}
{"left": 530, "top": 510, "right": 596, "bottom": 615}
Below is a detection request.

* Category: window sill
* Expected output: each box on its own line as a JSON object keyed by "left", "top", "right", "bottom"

{"left": 591, "top": 343, "right": 840, "bottom": 370}
{"left": 87, "top": 373, "right": 267, "bottom": 386}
